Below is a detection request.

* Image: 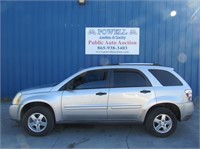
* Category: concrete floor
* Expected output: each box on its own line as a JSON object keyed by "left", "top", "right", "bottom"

{"left": 1, "top": 102, "right": 199, "bottom": 148}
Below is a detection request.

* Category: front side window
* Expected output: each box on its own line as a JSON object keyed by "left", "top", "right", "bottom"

{"left": 113, "top": 70, "right": 151, "bottom": 88}
{"left": 70, "top": 69, "right": 108, "bottom": 89}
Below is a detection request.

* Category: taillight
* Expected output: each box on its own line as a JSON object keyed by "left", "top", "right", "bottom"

{"left": 185, "top": 89, "right": 192, "bottom": 101}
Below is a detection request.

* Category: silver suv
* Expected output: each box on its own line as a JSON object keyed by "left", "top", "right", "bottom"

{"left": 9, "top": 63, "right": 194, "bottom": 137}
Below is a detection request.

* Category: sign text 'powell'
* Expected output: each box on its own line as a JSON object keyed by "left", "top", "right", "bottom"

{"left": 88, "top": 29, "right": 138, "bottom": 36}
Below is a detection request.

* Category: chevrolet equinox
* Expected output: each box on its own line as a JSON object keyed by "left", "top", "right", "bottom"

{"left": 9, "top": 63, "right": 194, "bottom": 137}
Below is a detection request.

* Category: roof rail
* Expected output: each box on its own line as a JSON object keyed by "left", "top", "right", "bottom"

{"left": 119, "top": 63, "right": 161, "bottom": 66}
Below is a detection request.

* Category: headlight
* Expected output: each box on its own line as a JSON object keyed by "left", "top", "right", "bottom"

{"left": 12, "top": 92, "right": 22, "bottom": 105}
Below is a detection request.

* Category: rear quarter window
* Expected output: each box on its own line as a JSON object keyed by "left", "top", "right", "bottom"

{"left": 149, "top": 69, "right": 183, "bottom": 86}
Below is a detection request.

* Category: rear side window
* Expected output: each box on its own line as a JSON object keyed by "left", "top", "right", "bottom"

{"left": 149, "top": 69, "right": 183, "bottom": 86}
{"left": 113, "top": 70, "right": 151, "bottom": 88}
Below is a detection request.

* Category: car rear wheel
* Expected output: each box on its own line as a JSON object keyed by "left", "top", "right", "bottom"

{"left": 145, "top": 107, "right": 177, "bottom": 137}
{"left": 22, "top": 106, "right": 55, "bottom": 136}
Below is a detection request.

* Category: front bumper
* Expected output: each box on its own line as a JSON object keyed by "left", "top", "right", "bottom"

{"left": 9, "top": 105, "right": 20, "bottom": 121}
{"left": 177, "top": 102, "right": 194, "bottom": 121}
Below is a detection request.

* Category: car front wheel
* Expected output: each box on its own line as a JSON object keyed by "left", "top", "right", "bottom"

{"left": 22, "top": 106, "right": 55, "bottom": 136}
{"left": 145, "top": 107, "right": 177, "bottom": 137}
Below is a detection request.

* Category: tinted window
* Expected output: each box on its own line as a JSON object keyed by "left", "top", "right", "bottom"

{"left": 149, "top": 69, "right": 183, "bottom": 86}
{"left": 113, "top": 70, "right": 151, "bottom": 87}
{"left": 72, "top": 70, "right": 108, "bottom": 89}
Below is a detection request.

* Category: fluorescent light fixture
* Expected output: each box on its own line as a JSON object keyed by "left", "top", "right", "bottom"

{"left": 170, "top": 10, "right": 177, "bottom": 17}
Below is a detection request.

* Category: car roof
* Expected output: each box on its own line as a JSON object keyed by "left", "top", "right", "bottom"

{"left": 52, "top": 63, "right": 175, "bottom": 91}
{"left": 83, "top": 63, "right": 174, "bottom": 71}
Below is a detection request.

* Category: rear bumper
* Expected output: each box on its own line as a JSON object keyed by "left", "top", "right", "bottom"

{"left": 9, "top": 105, "right": 20, "bottom": 121}
{"left": 177, "top": 102, "right": 194, "bottom": 121}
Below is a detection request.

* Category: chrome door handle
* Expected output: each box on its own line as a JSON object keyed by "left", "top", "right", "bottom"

{"left": 96, "top": 92, "right": 107, "bottom": 96}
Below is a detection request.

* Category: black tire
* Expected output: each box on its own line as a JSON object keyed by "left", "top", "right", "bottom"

{"left": 21, "top": 106, "right": 55, "bottom": 136}
{"left": 145, "top": 107, "right": 177, "bottom": 137}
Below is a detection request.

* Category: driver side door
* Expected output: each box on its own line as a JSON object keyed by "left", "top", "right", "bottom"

{"left": 61, "top": 69, "right": 110, "bottom": 120}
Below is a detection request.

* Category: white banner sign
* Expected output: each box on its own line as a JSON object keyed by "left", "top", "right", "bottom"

{"left": 85, "top": 27, "right": 140, "bottom": 55}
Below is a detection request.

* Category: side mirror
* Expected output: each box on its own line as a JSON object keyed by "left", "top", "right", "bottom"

{"left": 66, "top": 82, "right": 74, "bottom": 91}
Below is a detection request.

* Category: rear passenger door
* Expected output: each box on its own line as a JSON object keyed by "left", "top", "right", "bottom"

{"left": 108, "top": 69, "right": 155, "bottom": 120}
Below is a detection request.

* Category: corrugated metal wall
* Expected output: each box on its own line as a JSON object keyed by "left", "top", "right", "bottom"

{"left": 1, "top": 0, "right": 200, "bottom": 100}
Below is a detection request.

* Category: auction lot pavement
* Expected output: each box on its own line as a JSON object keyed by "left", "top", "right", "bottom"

{"left": 1, "top": 102, "right": 199, "bottom": 148}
